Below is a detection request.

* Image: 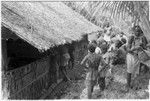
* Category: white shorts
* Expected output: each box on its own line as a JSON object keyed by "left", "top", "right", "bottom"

{"left": 127, "top": 53, "right": 140, "bottom": 74}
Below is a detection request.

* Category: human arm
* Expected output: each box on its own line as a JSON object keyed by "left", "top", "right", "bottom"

{"left": 131, "top": 46, "right": 143, "bottom": 51}
{"left": 147, "top": 43, "right": 150, "bottom": 48}
{"left": 98, "top": 56, "right": 107, "bottom": 71}
{"left": 80, "top": 55, "right": 88, "bottom": 65}
{"left": 80, "top": 55, "right": 90, "bottom": 70}
{"left": 126, "top": 35, "right": 138, "bottom": 53}
{"left": 140, "top": 36, "right": 148, "bottom": 49}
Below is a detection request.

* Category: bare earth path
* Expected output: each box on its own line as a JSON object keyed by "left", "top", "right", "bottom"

{"left": 60, "top": 65, "right": 150, "bottom": 99}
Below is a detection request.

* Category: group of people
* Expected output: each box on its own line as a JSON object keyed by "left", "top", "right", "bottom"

{"left": 80, "top": 25, "right": 150, "bottom": 99}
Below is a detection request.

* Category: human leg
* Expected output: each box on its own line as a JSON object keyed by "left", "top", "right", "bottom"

{"left": 101, "top": 77, "right": 105, "bottom": 91}
{"left": 126, "top": 53, "right": 134, "bottom": 89}
{"left": 98, "top": 77, "right": 105, "bottom": 91}
{"left": 127, "top": 72, "right": 132, "bottom": 88}
{"left": 70, "top": 57, "right": 74, "bottom": 69}
{"left": 87, "top": 80, "right": 92, "bottom": 99}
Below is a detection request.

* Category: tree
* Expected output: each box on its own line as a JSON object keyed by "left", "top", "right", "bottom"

{"left": 64, "top": 1, "right": 150, "bottom": 40}
{"left": 100, "top": 1, "right": 150, "bottom": 40}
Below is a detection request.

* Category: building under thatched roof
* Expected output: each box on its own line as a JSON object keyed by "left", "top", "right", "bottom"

{"left": 1, "top": 2, "right": 100, "bottom": 51}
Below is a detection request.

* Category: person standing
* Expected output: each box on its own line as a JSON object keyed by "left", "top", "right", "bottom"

{"left": 90, "top": 40, "right": 102, "bottom": 55}
{"left": 59, "top": 46, "right": 71, "bottom": 82}
{"left": 98, "top": 44, "right": 110, "bottom": 92}
{"left": 126, "top": 25, "right": 148, "bottom": 90}
{"left": 92, "top": 40, "right": 101, "bottom": 55}
{"left": 80, "top": 43, "right": 106, "bottom": 99}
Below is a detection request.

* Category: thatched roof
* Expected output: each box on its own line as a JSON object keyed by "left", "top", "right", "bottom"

{"left": 1, "top": 2, "right": 100, "bottom": 51}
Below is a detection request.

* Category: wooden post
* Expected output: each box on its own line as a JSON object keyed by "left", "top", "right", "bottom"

{"left": 2, "top": 39, "right": 10, "bottom": 99}
{"left": 2, "top": 39, "right": 8, "bottom": 71}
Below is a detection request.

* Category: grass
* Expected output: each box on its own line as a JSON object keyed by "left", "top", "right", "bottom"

{"left": 60, "top": 64, "right": 150, "bottom": 99}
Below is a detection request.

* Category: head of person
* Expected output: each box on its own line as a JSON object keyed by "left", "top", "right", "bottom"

{"left": 101, "top": 33, "right": 104, "bottom": 37}
{"left": 97, "top": 40, "right": 101, "bottom": 46}
{"left": 104, "top": 29, "right": 107, "bottom": 33}
{"left": 110, "top": 34, "right": 116, "bottom": 39}
{"left": 121, "top": 38, "right": 127, "bottom": 45}
{"left": 97, "top": 38, "right": 104, "bottom": 46}
{"left": 100, "top": 43, "right": 108, "bottom": 54}
{"left": 132, "top": 25, "right": 143, "bottom": 37}
{"left": 102, "top": 40, "right": 107, "bottom": 45}
{"left": 134, "top": 30, "right": 141, "bottom": 37}
{"left": 120, "top": 32, "right": 124, "bottom": 37}
{"left": 91, "top": 40, "right": 97, "bottom": 45}
{"left": 97, "top": 33, "right": 101, "bottom": 38}
{"left": 98, "top": 30, "right": 103, "bottom": 37}
{"left": 115, "top": 40, "right": 123, "bottom": 49}
{"left": 106, "top": 23, "right": 110, "bottom": 28}
{"left": 88, "top": 44, "right": 96, "bottom": 53}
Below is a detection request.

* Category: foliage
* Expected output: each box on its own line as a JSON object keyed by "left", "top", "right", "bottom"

{"left": 64, "top": 1, "right": 150, "bottom": 40}
{"left": 65, "top": 1, "right": 148, "bottom": 24}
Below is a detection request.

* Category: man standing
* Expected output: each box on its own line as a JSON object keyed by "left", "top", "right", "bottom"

{"left": 60, "top": 46, "right": 71, "bottom": 82}
{"left": 126, "top": 25, "right": 147, "bottom": 90}
{"left": 80, "top": 43, "right": 106, "bottom": 99}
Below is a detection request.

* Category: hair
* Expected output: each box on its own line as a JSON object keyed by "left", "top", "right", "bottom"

{"left": 120, "top": 32, "right": 124, "bottom": 35}
{"left": 102, "top": 40, "right": 107, "bottom": 45}
{"left": 88, "top": 44, "right": 96, "bottom": 53}
{"left": 115, "top": 40, "right": 123, "bottom": 49}
{"left": 121, "top": 38, "right": 126, "bottom": 44}
{"left": 100, "top": 44, "right": 108, "bottom": 54}
{"left": 111, "top": 34, "right": 116, "bottom": 38}
{"left": 132, "top": 25, "right": 143, "bottom": 36}
{"left": 91, "top": 40, "right": 97, "bottom": 45}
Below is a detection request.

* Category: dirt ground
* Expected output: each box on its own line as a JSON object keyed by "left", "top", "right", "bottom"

{"left": 59, "top": 64, "right": 150, "bottom": 99}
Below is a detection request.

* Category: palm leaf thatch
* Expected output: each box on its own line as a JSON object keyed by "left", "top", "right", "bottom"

{"left": 99, "top": 1, "right": 150, "bottom": 40}
{"left": 64, "top": 1, "right": 150, "bottom": 40}
{"left": 1, "top": 2, "right": 100, "bottom": 52}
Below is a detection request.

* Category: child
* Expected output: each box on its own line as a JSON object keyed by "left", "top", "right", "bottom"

{"left": 99, "top": 44, "right": 113, "bottom": 90}
{"left": 81, "top": 43, "right": 106, "bottom": 99}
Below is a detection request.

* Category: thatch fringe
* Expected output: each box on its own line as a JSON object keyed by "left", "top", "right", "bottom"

{"left": 2, "top": 2, "right": 100, "bottom": 51}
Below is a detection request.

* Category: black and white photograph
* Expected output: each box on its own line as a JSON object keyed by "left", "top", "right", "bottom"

{"left": 1, "top": 0, "right": 150, "bottom": 99}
